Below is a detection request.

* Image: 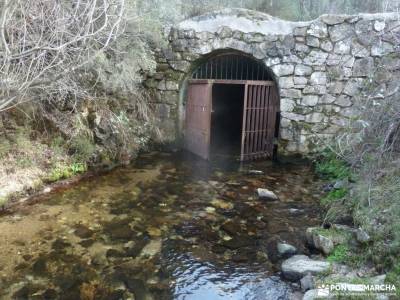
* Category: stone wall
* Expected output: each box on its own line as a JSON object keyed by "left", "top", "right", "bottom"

{"left": 145, "top": 9, "right": 400, "bottom": 154}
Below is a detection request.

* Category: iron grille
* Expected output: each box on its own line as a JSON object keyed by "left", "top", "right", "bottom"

{"left": 191, "top": 54, "right": 272, "bottom": 81}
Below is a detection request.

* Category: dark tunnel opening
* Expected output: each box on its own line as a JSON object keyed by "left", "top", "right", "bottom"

{"left": 210, "top": 84, "right": 245, "bottom": 158}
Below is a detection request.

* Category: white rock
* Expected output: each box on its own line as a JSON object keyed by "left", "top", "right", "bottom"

{"left": 281, "top": 255, "right": 330, "bottom": 281}
{"left": 257, "top": 188, "right": 278, "bottom": 201}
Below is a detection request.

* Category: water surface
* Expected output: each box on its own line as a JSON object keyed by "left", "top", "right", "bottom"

{"left": 0, "top": 151, "right": 323, "bottom": 299}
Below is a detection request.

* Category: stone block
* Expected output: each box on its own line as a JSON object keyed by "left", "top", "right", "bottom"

{"left": 334, "top": 39, "right": 351, "bottom": 54}
{"left": 320, "top": 40, "right": 333, "bottom": 52}
{"left": 272, "top": 64, "right": 294, "bottom": 76}
{"left": 352, "top": 57, "right": 374, "bottom": 77}
{"left": 303, "top": 51, "right": 328, "bottom": 66}
{"left": 306, "top": 36, "right": 320, "bottom": 47}
{"left": 329, "top": 23, "right": 354, "bottom": 42}
{"left": 307, "top": 21, "right": 328, "bottom": 38}
{"left": 301, "top": 95, "right": 319, "bottom": 106}
{"left": 281, "top": 98, "right": 296, "bottom": 112}
{"left": 303, "top": 85, "right": 326, "bottom": 95}
{"left": 281, "top": 88, "right": 302, "bottom": 99}
{"left": 310, "top": 72, "right": 327, "bottom": 85}
{"left": 295, "top": 64, "right": 313, "bottom": 76}
{"left": 279, "top": 77, "right": 294, "bottom": 89}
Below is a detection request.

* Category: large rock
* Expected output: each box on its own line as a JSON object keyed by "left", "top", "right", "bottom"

{"left": 312, "top": 234, "right": 334, "bottom": 255}
{"left": 281, "top": 255, "right": 330, "bottom": 281}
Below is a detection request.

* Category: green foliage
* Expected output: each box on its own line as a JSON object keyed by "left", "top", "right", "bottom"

{"left": 327, "top": 245, "right": 349, "bottom": 263}
{"left": 47, "top": 163, "right": 87, "bottom": 182}
{"left": 315, "top": 150, "right": 351, "bottom": 180}
{"left": 321, "top": 188, "right": 348, "bottom": 206}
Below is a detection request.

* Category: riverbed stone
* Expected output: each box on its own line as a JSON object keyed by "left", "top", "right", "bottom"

{"left": 281, "top": 255, "right": 330, "bottom": 281}
{"left": 277, "top": 242, "right": 297, "bottom": 258}
{"left": 257, "top": 188, "right": 278, "bottom": 201}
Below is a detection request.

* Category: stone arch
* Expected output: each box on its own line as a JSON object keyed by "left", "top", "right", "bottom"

{"left": 149, "top": 9, "right": 399, "bottom": 155}
{"left": 179, "top": 49, "right": 281, "bottom": 160}
{"left": 178, "top": 49, "right": 281, "bottom": 134}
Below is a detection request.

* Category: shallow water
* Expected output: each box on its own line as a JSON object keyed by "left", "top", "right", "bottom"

{"left": 0, "top": 151, "right": 323, "bottom": 300}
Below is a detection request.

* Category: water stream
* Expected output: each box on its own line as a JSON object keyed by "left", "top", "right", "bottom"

{"left": 0, "top": 151, "right": 324, "bottom": 299}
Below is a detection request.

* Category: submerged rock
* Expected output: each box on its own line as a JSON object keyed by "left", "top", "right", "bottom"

{"left": 281, "top": 255, "right": 330, "bottom": 281}
{"left": 210, "top": 199, "right": 234, "bottom": 210}
{"left": 248, "top": 170, "right": 264, "bottom": 175}
{"left": 140, "top": 239, "right": 162, "bottom": 258}
{"left": 257, "top": 188, "right": 278, "bottom": 201}
{"left": 74, "top": 224, "right": 94, "bottom": 239}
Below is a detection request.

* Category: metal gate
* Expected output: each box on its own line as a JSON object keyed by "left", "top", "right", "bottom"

{"left": 240, "top": 81, "right": 279, "bottom": 161}
{"left": 184, "top": 81, "right": 212, "bottom": 160}
{"left": 184, "top": 79, "right": 279, "bottom": 161}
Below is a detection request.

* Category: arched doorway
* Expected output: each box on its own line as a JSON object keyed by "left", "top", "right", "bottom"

{"left": 184, "top": 52, "right": 280, "bottom": 161}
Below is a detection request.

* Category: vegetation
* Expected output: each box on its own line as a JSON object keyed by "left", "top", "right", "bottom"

{"left": 46, "top": 163, "right": 87, "bottom": 183}
{"left": 314, "top": 55, "right": 400, "bottom": 281}
{"left": 315, "top": 150, "right": 352, "bottom": 180}
{"left": 326, "top": 244, "right": 350, "bottom": 263}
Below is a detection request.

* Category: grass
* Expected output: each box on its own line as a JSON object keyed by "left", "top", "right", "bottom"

{"left": 46, "top": 162, "right": 87, "bottom": 183}
{"left": 315, "top": 149, "right": 352, "bottom": 180}
{"left": 321, "top": 188, "right": 348, "bottom": 206}
{"left": 327, "top": 245, "right": 349, "bottom": 263}
{"left": 386, "top": 261, "right": 400, "bottom": 297}
{"left": 315, "top": 148, "right": 400, "bottom": 285}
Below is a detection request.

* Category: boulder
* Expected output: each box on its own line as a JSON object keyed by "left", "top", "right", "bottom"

{"left": 313, "top": 234, "right": 334, "bottom": 255}
{"left": 277, "top": 242, "right": 297, "bottom": 258}
{"left": 281, "top": 255, "right": 330, "bottom": 281}
{"left": 257, "top": 188, "right": 278, "bottom": 201}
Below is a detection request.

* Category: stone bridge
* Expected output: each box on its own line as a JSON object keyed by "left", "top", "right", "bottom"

{"left": 146, "top": 9, "right": 400, "bottom": 155}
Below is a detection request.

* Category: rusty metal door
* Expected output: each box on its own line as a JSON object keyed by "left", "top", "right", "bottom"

{"left": 184, "top": 81, "right": 212, "bottom": 160}
{"left": 240, "top": 82, "right": 278, "bottom": 161}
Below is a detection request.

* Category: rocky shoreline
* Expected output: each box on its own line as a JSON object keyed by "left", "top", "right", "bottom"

{"left": 278, "top": 223, "right": 389, "bottom": 300}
